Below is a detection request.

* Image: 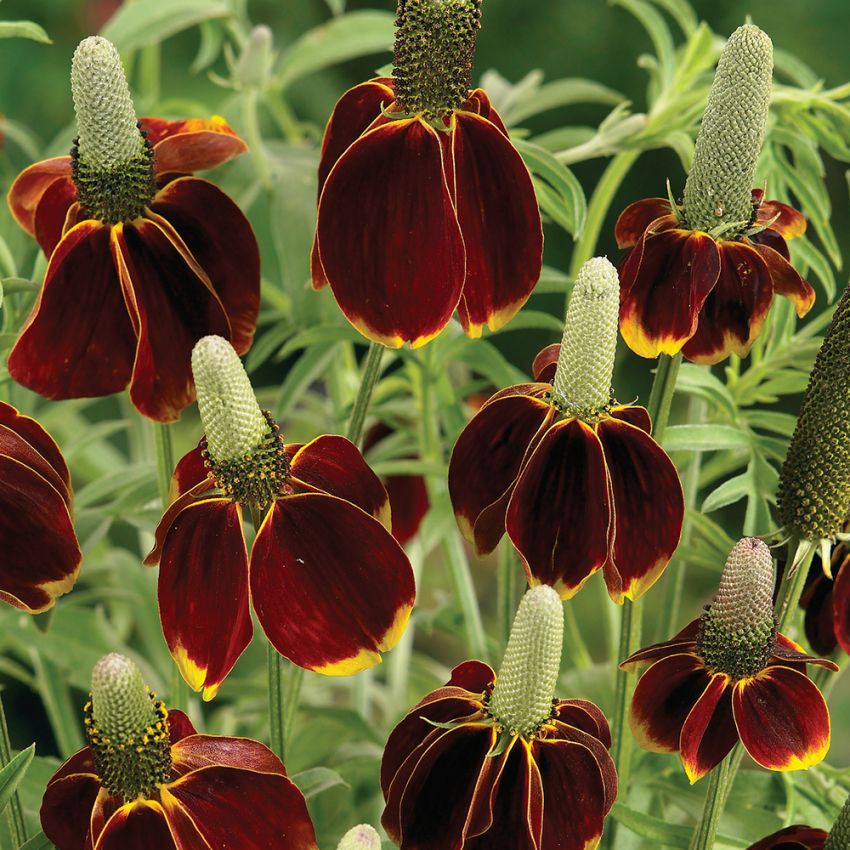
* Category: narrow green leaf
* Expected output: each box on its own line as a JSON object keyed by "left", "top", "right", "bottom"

{"left": 502, "top": 78, "right": 624, "bottom": 125}
{"left": 20, "top": 832, "right": 56, "bottom": 850}
{"left": 291, "top": 766, "right": 349, "bottom": 799}
{"left": 663, "top": 424, "right": 751, "bottom": 452}
{"left": 0, "top": 21, "right": 51, "bottom": 43}
{"left": 702, "top": 472, "right": 751, "bottom": 513}
{"left": 0, "top": 744, "right": 35, "bottom": 814}
{"left": 611, "top": 802, "right": 749, "bottom": 847}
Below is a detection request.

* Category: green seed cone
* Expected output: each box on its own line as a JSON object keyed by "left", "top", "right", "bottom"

{"left": 488, "top": 585, "right": 563, "bottom": 737}
{"left": 87, "top": 654, "right": 171, "bottom": 802}
{"left": 682, "top": 24, "right": 773, "bottom": 234}
{"left": 337, "top": 825, "right": 382, "bottom": 850}
{"left": 825, "top": 792, "right": 850, "bottom": 850}
{"left": 777, "top": 282, "right": 850, "bottom": 540}
{"left": 551, "top": 256, "right": 620, "bottom": 417}
{"left": 697, "top": 537, "right": 776, "bottom": 679}
{"left": 393, "top": 0, "right": 481, "bottom": 120}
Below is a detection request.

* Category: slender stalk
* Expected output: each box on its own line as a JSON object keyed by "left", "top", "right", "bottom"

{"left": 497, "top": 542, "right": 519, "bottom": 649}
{"left": 137, "top": 45, "right": 161, "bottom": 104}
{"left": 346, "top": 342, "right": 384, "bottom": 444}
{"left": 152, "top": 423, "right": 174, "bottom": 508}
{"left": 776, "top": 539, "right": 815, "bottom": 635}
{"left": 646, "top": 353, "right": 682, "bottom": 441}
{"left": 242, "top": 87, "right": 271, "bottom": 190}
{"left": 387, "top": 540, "right": 424, "bottom": 710}
{"left": 563, "top": 602, "right": 593, "bottom": 669}
{"left": 0, "top": 693, "right": 27, "bottom": 846}
{"left": 688, "top": 750, "right": 741, "bottom": 850}
{"left": 282, "top": 666, "right": 304, "bottom": 747}
{"left": 267, "top": 645, "right": 285, "bottom": 760}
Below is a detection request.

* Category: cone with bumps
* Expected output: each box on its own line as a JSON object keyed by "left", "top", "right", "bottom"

{"left": 337, "top": 825, "right": 382, "bottom": 850}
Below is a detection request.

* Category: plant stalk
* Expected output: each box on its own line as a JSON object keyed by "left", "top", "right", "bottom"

{"left": 0, "top": 692, "right": 27, "bottom": 846}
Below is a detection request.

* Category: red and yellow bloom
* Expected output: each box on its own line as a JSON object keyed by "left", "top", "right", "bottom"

{"left": 0, "top": 401, "right": 81, "bottom": 612}
{"left": 312, "top": 0, "right": 543, "bottom": 348}
{"left": 6, "top": 37, "right": 259, "bottom": 422}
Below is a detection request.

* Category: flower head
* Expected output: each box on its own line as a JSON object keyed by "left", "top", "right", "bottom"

{"left": 614, "top": 25, "right": 814, "bottom": 364}
{"left": 40, "top": 654, "right": 318, "bottom": 850}
{"left": 0, "top": 401, "right": 81, "bottom": 612}
{"left": 312, "top": 0, "right": 543, "bottom": 348}
{"left": 145, "top": 337, "right": 416, "bottom": 699}
{"left": 449, "top": 257, "right": 684, "bottom": 602}
{"left": 381, "top": 585, "right": 617, "bottom": 849}
{"left": 6, "top": 36, "right": 259, "bottom": 422}
{"left": 623, "top": 538, "right": 836, "bottom": 783}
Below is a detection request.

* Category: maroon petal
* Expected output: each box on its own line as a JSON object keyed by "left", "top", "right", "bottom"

{"left": 144, "top": 479, "right": 217, "bottom": 567}
{"left": 833, "top": 560, "right": 850, "bottom": 656}
{"left": 158, "top": 499, "right": 252, "bottom": 700}
{"left": 554, "top": 699, "right": 612, "bottom": 748}
{"left": 171, "top": 734, "right": 283, "bottom": 779}
{"left": 768, "top": 633, "right": 838, "bottom": 671}
{"left": 148, "top": 177, "right": 260, "bottom": 355}
{"left": 449, "top": 393, "right": 555, "bottom": 554}
{"left": 608, "top": 404, "right": 652, "bottom": 434}
{"left": 384, "top": 473, "right": 429, "bottom": 545}
{"left": 8, "top": 222, "right": 136, "bottom": 401}
{"left": 289, "top": 435, "right": 390, "bottom": 529}
{"left": 679, "top": 673, "right": 737, "bottom": 783}
{"left": 615, "top": 197, "right": 674, "bottom": 248}
{"left": 451, "top": 111, "right": 543, "bottom": 337}
{"left": 755, "top": 196, "right": 807, "bottom": 240}
{"left": 682, "top": 241, "right": 776, "bottom": 364}
{"left": 629, "top": 652, "right": 711, "bottom": 753}
{"left": 750, "top": 240, "right": 815, "bottom": 318}
{"left": 142, "top": 116, "right": 248, "bottom": 173}
{"left": 597, "top": 417, "right": 684, "bottom": 603}
{"left": 620, "top": 620, "right": 701, "bottom": 670}
{"left": 250, "top": 495, "right": 415, "bottom": 675}
{"left": 531, "top": 343, "right": 559, "bottom": 383}
{"left": 732, "top": 667, "right": 830, "bottom": 771}
{"left": 462, "top": 89, "right": 510, "bottom": 136}
{"left": 748, "top": 825, "right": 828, "bottom": 850}
{"left": 93, "top": 802, "right": 177, "bottom": 850}
{"left": 506, "top": 419, "right": 612, "bottom": 598}
{"left": 34, "top": 175, "right": 78, "bottom": 256}
{"left": 41, "top": 768, "right": 101, "bottom": 850}
{"left": 802, "top": 566, "right": 838, "bottom": 656}
{"left": 170, "top": 443, "right": 211, "bottom": 501}
{"left": 7, "top": 156, "right": 73, "bottom": 236}
{"left": 317, "top": 118, "right": 465, "bottom": 348}
{"left": 620, "top": 227, "right": 721, "bottom": 359}
{"left": 111, "top": 217, "right": 231, "bottom": 422}
{"left": 168, "top": 711, "right": 198, "bottom": 745}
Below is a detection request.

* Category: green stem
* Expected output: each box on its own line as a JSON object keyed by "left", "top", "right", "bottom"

{"left": 646, "top": 353, "right": 682, "bottom": 441}
{"left": 563, "top": 602, "right": 593, "bottom": 669}
{"left": 688, "top": 749, "right": 742, "bottom": 850}
{"left": 137, "top": 44, "right": 161, "bottom": 104}
{"left": 153, "top": 423, "right": 174, "bottom": 509}
{"left": 283, "top": 665, "right": 304, "bottom": 747}
{"left": 568, "top": 149, "right": 640, "bottom": 280}
{"left": 497, "top": 542, "right": 519, "bottom": 649}
{"left": 267, "top": 645, "right": 285, "bottom": 761}
{"left": 265, "top": 90, "right": 304, "bottom": 143}
{"left": 346, "top": 342, "right": 384, "bottom": 444}
{"left": 387, "top": 540, "right": 424, "bottom": 710}
{"left": 242, "top": 87, "right": 271, "bottom": 190}
{"left": 776, "top": 539, "right": 816, "bottom": 635}
{"left": 0, "top": 693, "right": 26, "bottom": 847}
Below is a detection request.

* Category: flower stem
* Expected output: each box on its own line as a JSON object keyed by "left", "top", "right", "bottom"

{"left": 497, "top": 542, "right": 520, "bottom": 649}
{"left": 346, "top": 342, "right": 384, "bottom": 444}
{"left": 0, "top": 692, "right": 27, "bottom": 846}
{"left": 776, "top": 538, "right": 816, "bottom": 634}
{"left": 282, "top": 665, "right": 304, "bottom": 747}
{"left": 242, "top": 87, "right": 271, "bottom": 190}
{"left": 267, "top": 644, "right": 285, "bottom": 760}
{"left": 646, "top": 353, "right": 682, "bottom": 442}
{"left": 688, "top": 749, "right": 741, "bottom": 850}
{"left": 152, "top": 423, "right": 174, "bottom": 508}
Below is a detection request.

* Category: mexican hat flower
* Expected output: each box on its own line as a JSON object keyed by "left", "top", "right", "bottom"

{"left": 615, "top": 24, "right": 814, "bottom": 364}
{"left": 622, "top": 538, "right": 836, "bottom": 783}
{"left": 800, "top": 533, "right": 850, "bottom": 656}
{"left": 449, "top": 257, "right": 684, "bottom": 603}
{"left": 6, "top": 36, "right": 259, "bottom": 422}
{"left": 0, "top": 401, "right": 81, "bottom": 611}
{"left": 747, "top": 791, "right": 850, "bottom": 849}
{"left": 312, "top": 0, "right": 543, "bottom": 348}
{"left": 145, "top": 336, "right": 416, "bottom": 699}
{"left": 381, "top": 585, "right": 617, "bottom": 849}
{"left": 40, "top": 653, "right": 318, "bottom": 850}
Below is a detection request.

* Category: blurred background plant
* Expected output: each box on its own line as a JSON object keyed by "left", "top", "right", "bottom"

{"left": 0, "top": 1, "right": 849, "bottom": 848}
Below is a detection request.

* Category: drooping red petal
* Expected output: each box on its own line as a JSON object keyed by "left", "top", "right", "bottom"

{"left": 619, "top": 620, "right": 700, "bottom": 670}
{"left": 111, "top": 217, "right": 231, "bottom": 422}
{"left": 317, "top": 118, "right": 465, "bottom": 348}
{"left": 41, "top": 767, "right": 101, "bottom": 850}
{"left": 148, "top": 177, "right": 259, "bottom": 355}
{"left": 140, "top": 116, "right": 247, "bottom": 174}
{"left": 162, "top": 766, "right": 317, "bottom": 850}
{"left": 449, "top": 393, "right": 555, "bottom": 554}
{"left": 448, "top": 659, "right": 496, "bottom": 692}
{"left": 597, "top": 416, "right": 684, "bottom": 603}
{"left": 750, "top": 240, "right": 815, "bottom": 319}
{"left": 682, "top": 241, "right": 775, "bottom": 364}
{"left": 251, "top": 495, "right": 415, "bottom": 675}
{"left": 7, "top": 156, "right": 73, "bottom": 235}
{"left": 144, "top": 480, "right": 217, "bottom": 567}
{"left": 0, "top": 455, "right": 81, "bottom": 612}
{"left": 619, "top": 227, "right": 721, "bottom": 359}
{"left": 768, "top": 633, "right": 839, "bottom": 671}
{"left": 608, "top": 404, "right": 652, "bottom": 434}
{"left": 168, "top": 710, "right": 198, "bottom": 745}
{"left": 170, "top": 443, "right": 210, "bottom": 502}
{"left": 732, "top": 667, "right": 830, "bottom": 771}
{"left": 451, "top": 111, "right": 543, "bottom": 337}
{"left": 747, "top": 825, "right": 828, "bottom": 850}
{"left": 833, "top": 560, "right": 850, "bottom": 656}
{"left": 554, "top": 698, "right": 613, "bottom": 748}
{"left": 679, "top": 673, "right": 737, "bottom": 783}
{"left": 33, "top": 175, "right": 78, "bottom": 257}
{"left": 615, "top": 197, "right": 674, "bottom": 248}
{"left": 629, "top": 652, "right": 711, "bottom": 753}
{"left": 507, "top": 418, "right": 612, "bottom": 598}
{"left": 172, "top": 734, "right": 284, "bottom": 778}
{"left": 158, "top": 499, "right": 252, "bottom": 701}
{"left": 802, "top": 567, "right": 838, "bottom": 656}
{"left": 462, "top": 89, "right": 510, "bottom": 136}
{"left": 755, "top": 196, "right": 807, "bottom": 240}
{"left": 93, "top": 801, "right": 177, "bottom": 850}
{"left": 531, "top": 343, "right": 559, "bottom": 383}
{"left": 289, "top": 435, "right": 390, "bottom": 529}
{"left": 8, "top": 222, "right": 136, "bottom": 401}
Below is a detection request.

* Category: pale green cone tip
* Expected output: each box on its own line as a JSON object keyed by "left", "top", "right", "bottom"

{"left": 488, "top": 584, "right": 564, "bottom": 737}
{"left": 91, "top": 653, "right": 157, "bottom": 742}
{"left": 697, "top": 537, "right": 776, "bottom": 679}
{"left": 552, "top": 256, "right": 619, "bottom": 416}
{"left": 192, "top": 335, "right": 269, "bottom": 464}
{"left": 825, "top": 791, "right": 850, "bottom": 849}
{"left": 683, "top": 24, "right": 773, "bottom": 234}
{"left": 337, "top": 825, "right": 382, "bottom": 850}
{"left": 71, "top": 36, "right": 145, "bottom": 170}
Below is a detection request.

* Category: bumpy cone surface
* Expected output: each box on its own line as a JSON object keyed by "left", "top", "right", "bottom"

{"left": 682, "top": 24, "right": 773, "bottom": 234}
{"left": 825, "top": 792, "right": 850, "bottom": 850}
{"left": 551, "top": 256, "right": 620, "bottom": 416}
{"left": 697, "top": 537, "right": 776, "bottom": 679}
{"left": 488, "top": 584, "right": 564, "bottom": 737}
{"left": 337, "top": 825, "right": 382, "bottom": 850}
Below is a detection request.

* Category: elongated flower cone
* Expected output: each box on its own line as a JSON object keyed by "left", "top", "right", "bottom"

{"left": 337, "top": 824, "right": 381, "bottom": 850}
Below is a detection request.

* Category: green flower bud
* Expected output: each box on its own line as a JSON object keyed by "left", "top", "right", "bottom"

{"left": 70, "top": 36, "right": 155, "bottom": 223}
{"left": 551, "top": 256, "right": 619, "bottom": 417}
{"left": 697, "top": 538, "right": 777, "bottom": 679}
{"left": 488, "top": 584, "right": 564, "bottom": 737}
{"left": 337, "top": 824, "right": 382, "bottom": 850}
{"left": 235, "top": 25, "right": 274, "bottom": 89}
{"left": 86, "top": 654, "right": 171, "bottom": 802}
{"left": 192, "top": 336, "right": 290, "bottom": 509}
{"left": 777, "top": 281, "right": 850, "bottom": 541}
{"left": 825, "top": 792, "right": 850, "bottom": 850}
{"left": 682, "top": 24, "right": 773, "bottom": 235}
{"left": 393, "top": 0, "right": 481, "bottom": 121}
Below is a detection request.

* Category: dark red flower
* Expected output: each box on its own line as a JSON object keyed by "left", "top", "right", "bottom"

{"left": 312, "top": 72, "right": 542, "bottom": 347}
{"left": 6, "top": 114, "right": 259, "bottom": 422}
{"left": 801, "top": 534, "right": 850, "bottom": 657}
{"left": 0, "top": 401, "right": 81, "bottom": 612}
{"left": 747, "top": 826, "right": 828, "bottom": 849}
{"left": 449, "top": 343, "right": 683, "bottom": 603}
{"left": 380, "top": 660, "right": 616, "bottom": 850}
{"left": 615, "top": 189, "right": 814, "bottom": 363}
{"left": 41, "top": 708, "right": 317, "bottom": 850}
